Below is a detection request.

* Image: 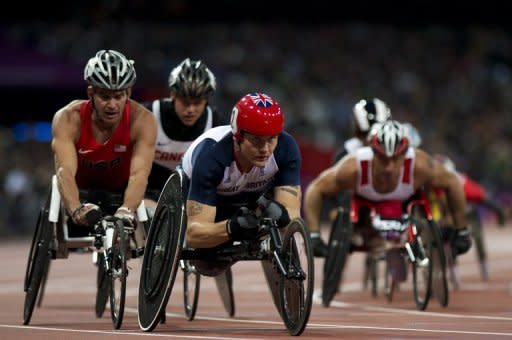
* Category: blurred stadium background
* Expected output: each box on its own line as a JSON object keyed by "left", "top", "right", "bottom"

{"left": 1, "top": 1, "right": 511, "bottom": 237}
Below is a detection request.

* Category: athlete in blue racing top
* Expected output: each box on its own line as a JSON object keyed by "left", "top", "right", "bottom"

{"left": 181, "top": 92, "right": 302, "bottom": 276}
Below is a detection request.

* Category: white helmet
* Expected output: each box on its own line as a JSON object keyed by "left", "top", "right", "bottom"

{"left": 402, "top": 122, "right": 422, "bottom": 148}
{"left": 368, "top": 120, "right": 409, "bottom": 157}
{"left": 84, "top": 50, "right": 136, "bottom": 90}
{"left": 353, "top": 98, "right": 391, "bottom": 134}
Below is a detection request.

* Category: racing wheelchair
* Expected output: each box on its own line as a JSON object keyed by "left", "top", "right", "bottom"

{"left": 23, "top": 175, "right": 148, "bottom": 329}
{"left": 322, "top": 190, "right": 448, "bottom": 311}
{"left": 137, "top": 168, "right": 314, "bottom": 336}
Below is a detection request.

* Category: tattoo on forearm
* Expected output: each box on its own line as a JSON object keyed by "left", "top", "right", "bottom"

{"left": 278, "top": 186, "right": 299, "bottom": 197}
{"left": 188, "top": 201, "right": 203, "bottom": 217}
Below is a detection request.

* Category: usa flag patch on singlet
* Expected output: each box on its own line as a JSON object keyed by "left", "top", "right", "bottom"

{"left": 115, "top": 144, "right": 127, "bottom": 152}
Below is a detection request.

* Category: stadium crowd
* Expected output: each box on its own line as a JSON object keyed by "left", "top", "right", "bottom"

{"left": 1, "top": 19, "right": 511, "bottom": 236}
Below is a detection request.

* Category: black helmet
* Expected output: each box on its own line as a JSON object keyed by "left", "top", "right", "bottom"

{"left": 352, "top": 98, "right": 391, "bottom": 135}
{"left": 168, "top": 58, "right": 216, "bottom": 99}
{"left": 84, "top": 49, "right": 136, "bottom": 90}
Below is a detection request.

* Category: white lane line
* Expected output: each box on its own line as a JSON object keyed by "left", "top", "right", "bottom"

{"left": 0, "top": 324, "right": 267, "bottom": 340}
{"left": 313, "top": 289, "right": 512, "bottom": 321}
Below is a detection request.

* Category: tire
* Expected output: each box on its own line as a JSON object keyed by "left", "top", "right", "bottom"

{"left": 279, "top": 218, "right": 314, "bottom": 336}
{"left": 138, "top": 169, "right": 187, "bottom": 332}
{"left": 109, "top": 219, "right": 127, "bottom": 329}
{"left": 384, "top": 258, "right": 395, "bottom": 302}
{"left": 182, "top": 260, "right": 200, "bottom": 321}
{"left": 322, "top": 209, "right": 352, "bottom": 307}
{"left": 411, "top": 216, "right": 433, "bottom": 311}
{"left": 95, "top": 252, "right": 110, "bottom": 318}
{"left": 36, "top": 253, "right": 51, "bottom": 308}
{"left": 467, "top": 208, "right": 488, "bottom": 281}
{"left": 214, "top": 267, "right": 235, "bottom": 317}
{"left": 429, "top": 220, "right": 449, "bottom": 307}
{"left": 23, "top": 197, "right": 53, "bottom": 325}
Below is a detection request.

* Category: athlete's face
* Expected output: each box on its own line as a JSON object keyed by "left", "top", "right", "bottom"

{"left": 173, "top": 94, "right": 208, "bottom": 127}
{"left": 90, "top": 87, "right": 130, "bottom": 126}
{"left": 372, "top": 152, "right": 406, "bottom": 192}
{"left": 237, "top": 132, "right": 279, "bottom": 169}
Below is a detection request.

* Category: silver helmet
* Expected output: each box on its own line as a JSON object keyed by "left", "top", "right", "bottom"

{"left": 84, "top": 50, "right": 136, "bottom": 90}
{"left": 168, "top": 58, "right": 216, "bottom": 99}
{"left": 368, "top": 120, "right": 409, "bottom": 157}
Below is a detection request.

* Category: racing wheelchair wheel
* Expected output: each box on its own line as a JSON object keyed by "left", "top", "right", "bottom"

{"left": 95, "top": 252, "right": 110, "bottom": 318}
{"left": 138, "top": 168, "right": 187, "bottom": 332}
{"left": 363, "top": 253, "right": 380, "bottom": 298}
{"left": 322, "top": 207, "right": 353, "bottom": 307}
{"left": 410, "top": 216, "right": 433, "bottom": 311}
{"left": 428, "top": 220, "right": 449, "bottom": 307}
{"left": 467, "top": 208, "right": 488, "bottom": 281}
{"left": 36, "top": 254, "right": 51, "bottom": 308}
{"left": 182, "top": 259, "right": 201, "bottom": 320}
{"left": 23, "top": 195, "right": 53, "bottom": 325}
{"left": 214, "top": 267, "right": 235, "bottom": 317}
{"left": 109, "top": 219, "right": 128, "bottom": 329}
{"left": 279, "top": 218, "right": 314, "bottom": 336}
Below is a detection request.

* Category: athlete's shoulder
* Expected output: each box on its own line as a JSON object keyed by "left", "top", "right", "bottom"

{"left": 53, "top": 99, "right": 83, "bottom": 124}
{"left": 277, "top": 131, "right": 300, "bottom": 151}
{"left": 52, "top": 100, "right": 84, "bottom": 138}
{"left": 200, "top": 125, "right": 232, "bottom": 141}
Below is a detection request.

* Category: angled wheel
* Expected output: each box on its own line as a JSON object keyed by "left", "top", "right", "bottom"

{"left": 109, "top": 219, "right": 128, "bottom": 329}
{"left": 384, "top": 260, "right": 395, "bottom": 302}
{"left": 429, "top": 220, "right": 449, "bottom": 307}
{"left": 95, "top": 252, "right": 110, "bottom": 318}
{"left": 138, "top": 169, "right": 187, "bottom": 332}
{"left": 214, "top": 267, "right": 235, "bottom": 317}
{"left": 182, "top": 260, "right": 200, "bottom": 320}
{"left": 23, "top": 196, "right": 53, "bottom": 325}
{"left": 364, "top": 253, "right": 380, "bottom": 298}
{"left": 467, "top": 208, "right": 488, "bottom": 281}
{"left": 279, "top": 218, "right": 314, "bottom": 336}
{"left": 36, "top": 256, "right": 51, "bottom": 308}
{"left": 322, "top": 208, "right": 352, "bottom": 307}
{"left": 411, "top": 216, "right": 433, "bottom": 311}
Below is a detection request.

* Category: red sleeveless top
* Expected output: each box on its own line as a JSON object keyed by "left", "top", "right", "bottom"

{"left": 75, "top": 101, "right": 133, "bottom": 191}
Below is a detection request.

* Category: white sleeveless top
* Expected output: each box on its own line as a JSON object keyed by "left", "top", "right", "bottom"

{"left": 152, "top": 100, "right": 213, "bottom": 170}
{"left": 355, "top": 146, "right": 416, "bottom": 201}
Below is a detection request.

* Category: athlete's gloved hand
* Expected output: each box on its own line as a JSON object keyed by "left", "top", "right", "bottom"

{"left": 114, "top": 206, "right": 136, "bottom": 229}
{"left": 451, "top": 227, "right": 472, "bottom": 257}
{"left": 71, "top": 203, "right": 102, "bottom": 226}
{"left": 226, "top": 207, "right": 260, "bottom": 241}
{"left": 256, "top": 195, "right": 290, "bottom": 228}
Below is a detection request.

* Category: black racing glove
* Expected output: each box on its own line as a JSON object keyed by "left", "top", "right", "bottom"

{"left": 114, "top": 206, "right": 136, "bottom": 229}
{"left": 256, "top": 195, "right": 291, "bottom": 229}
{"left": 226, "top": 207, "right": 260, "bottom": 241}
{"left": 451, "top": 227, "right": 472, "bottom": 257}
{"left": 71, "top": 203, "right": 102, "bottom": 227}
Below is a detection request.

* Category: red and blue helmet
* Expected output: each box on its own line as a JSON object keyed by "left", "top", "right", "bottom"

{"left": 230, "top": 92, "right": 284, "bottom": 139}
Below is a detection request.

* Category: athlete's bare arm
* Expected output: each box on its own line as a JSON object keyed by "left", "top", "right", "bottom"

{"left": 273, "top": 185, "right": 302, "bottom": 219}
{"left": 121, "top": 100, "right": 157, "bottom": 212}
{"left": 415, "top": 149, "right": 467, "bottom": 228}
{"left": 304, "top": 155, "right": 358, "bottom": 233}
{"left": 186, "top": 200, "right": 229, "bottom": 248}
{"left": 51, "top": 100, "right": 85, "bottom": 215}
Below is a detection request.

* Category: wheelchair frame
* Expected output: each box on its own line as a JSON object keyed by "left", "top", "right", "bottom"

{"left": 322, "top": 191, "right": 448, "bottom": 310}
{"left": 22, "top": 175, "right": 148, "bottom": 329}
{"left": 137, "top": 168, "right": 314, "bottom": 336}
